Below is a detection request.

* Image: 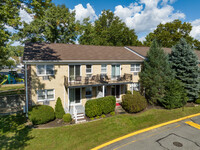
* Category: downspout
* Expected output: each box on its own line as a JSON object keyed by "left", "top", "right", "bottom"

{"left": 25, "top": 62, "right": 28, "bottom": 117}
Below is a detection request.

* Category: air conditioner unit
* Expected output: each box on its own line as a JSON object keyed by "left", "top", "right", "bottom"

{"left": 43, "top": 76, "right": 49, "bottom": 80}
{"left": 43, "top": 100, "right": 50, "bottom": 105}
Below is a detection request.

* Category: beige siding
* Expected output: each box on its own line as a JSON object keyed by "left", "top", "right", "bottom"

{"left": 30, "top": 64, "right": 68, "bottom": 108}
{"left": 29, "top": 63, "right": 142, "bottom": 109}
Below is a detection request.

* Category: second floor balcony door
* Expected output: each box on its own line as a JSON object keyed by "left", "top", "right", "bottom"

{"left": 69, "top": 65, "right": 80, "bottom": 81}
{"left": 112, "top": 65, "right": 120, "bottom": 79}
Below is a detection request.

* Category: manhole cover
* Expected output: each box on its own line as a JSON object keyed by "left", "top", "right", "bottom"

{"left": 173, "top": 142, "right": 183, "bottom": 147}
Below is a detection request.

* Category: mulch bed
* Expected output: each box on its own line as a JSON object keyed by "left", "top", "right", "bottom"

{"left": 33, "top": 119, "right": 75, "bottom": 129}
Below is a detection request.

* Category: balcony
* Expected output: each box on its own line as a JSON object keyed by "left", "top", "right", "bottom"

{"left": 64, "top": 74, "right": 132, "bottom": 87}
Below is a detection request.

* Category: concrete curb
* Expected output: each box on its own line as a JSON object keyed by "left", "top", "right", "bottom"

{"left": 91, "top": 113, "right": 200, "bottom": 150}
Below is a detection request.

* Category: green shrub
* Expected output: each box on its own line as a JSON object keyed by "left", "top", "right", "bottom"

{"left": 101, "top": 114, "right": 106, "bottom": 118}
{"left": 85, "top": 99, "right": 102, "bottom": 118}
{"left": 55, "top": 97, "right": 65, "bottom": 119}
{"left": 159, "top": 79, "right": 188, "bottom": 109}
{"left": 110, "top": 111, "right": 115, "bottom": 116}
{"left": 63, "top": 113, "right": 72, "bottom": 123}
{"left": 195, "top": 99, "right": 200, "bottom": 104}
{"left": 95, "top": 116, "right": 100, "bottom": 119}
{"left": 28, "top": 105, "right": 55, "bottom": 125}
{"left": 85, "top": 96, "right": 116, "bottom": 118}
{"left": 126, "top": 90, "right": 132, "bottom": 94}
{"left": 195, "top": 93, "right": 200, "bottom": 104}
{"left": 90, "top": 118, "right": 94, "bottom": 120}
{"left": 122, "top": 91, "right": 147, "bottom": 113}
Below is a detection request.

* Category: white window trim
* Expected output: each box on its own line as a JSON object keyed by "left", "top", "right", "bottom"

{"left": 36, "top": 64, "right": 54, "bottom": 76}
{"left": 101, "top": 64, "right": 107, "bottom": 74}
{"left": 86, "top": 64, "right": 92, "bottom": 74}
{"left": 37, "top": 89, "right": 55, "bottom": 102}
{"left": 130, "top": 63, "right": 141, "bottom": 72}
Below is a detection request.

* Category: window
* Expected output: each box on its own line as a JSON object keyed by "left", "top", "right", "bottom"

{"left": 37, "top": 65, "right": 54, "bottom": 76}
{"left": 37, "top": 89, "right": 55, "bottom": 101}
{"left": 101, "top": 64, "right": 107, "bottom": 74}
{"left": 85, "top": 87, "right": 92, "bottom": 98}
{"left": 86, "top": 65, "right": 92, "bottom": 74}
{"left": 131, "top": 64, "right": 140, "bottom": 72}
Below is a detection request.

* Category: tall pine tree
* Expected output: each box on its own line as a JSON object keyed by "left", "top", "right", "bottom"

{"left": 139, "top": 40, "right": 173, "bottom": 104}
{"left": 170, "top": 38, "right": 199, "bottom": 101}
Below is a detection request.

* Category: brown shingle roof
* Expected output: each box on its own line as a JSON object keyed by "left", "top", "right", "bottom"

{"left": 23, "top": 43, "right": 144, "bottom": 62}
{"left": 127, "top": 46, "right": 200, "bottom": 60}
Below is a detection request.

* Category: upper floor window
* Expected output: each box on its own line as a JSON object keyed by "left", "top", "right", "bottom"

{"left": 131, "top": 64, "right": 140, "bottom": 72}
{"left": 37, "top": 89, "right": 55, "bottom": 101}
{"left": 101, "top": 64, "right": 107, "bottom": 74}
{"left": 86, "top": 65, "right": 92, "bottom": 74}
{"left": 37, "top": 65, "right": 54, "bottom": 76}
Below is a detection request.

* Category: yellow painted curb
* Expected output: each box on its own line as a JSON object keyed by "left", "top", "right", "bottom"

{"left": 91, "top": 113, "right": 200, "bottom": 150}
{"left": 185, "top": 121, "right": 200, "bottom": 130}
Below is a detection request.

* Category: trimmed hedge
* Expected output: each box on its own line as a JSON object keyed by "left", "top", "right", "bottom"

{"left": 55, "top": 97, "right": 65, "bottom": 119}
{"left": 63, "top": 113, "right": 72, "bottom": 123}
{"left": 28, "top": 105, "right": 55, "bottom": 125}
{"left": 85, "top": 96, "right": 116, "bottom": 118}
{"left": 122, "top": 91, "right": 147, "bottom": 113}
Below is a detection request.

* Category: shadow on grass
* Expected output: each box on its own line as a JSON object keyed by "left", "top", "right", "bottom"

{"left": 0, "top": 113, "right": 33, "bottom": 149}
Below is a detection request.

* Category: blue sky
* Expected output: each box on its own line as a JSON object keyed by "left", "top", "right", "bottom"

{"left": 50, "top": 0, "right": 200, "bottom": 41}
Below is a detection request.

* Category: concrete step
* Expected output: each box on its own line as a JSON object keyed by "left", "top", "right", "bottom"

{"left": 77, "top": 118, "right": 87, "bottom": 123}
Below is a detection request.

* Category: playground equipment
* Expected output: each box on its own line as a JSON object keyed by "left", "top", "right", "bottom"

{"left": 0, "top": 71, "right": 24, "bottom": 85}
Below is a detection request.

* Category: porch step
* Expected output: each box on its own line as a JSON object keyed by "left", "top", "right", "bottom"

{"left": 75, "top": 113, "right": 87, "bottom": 123}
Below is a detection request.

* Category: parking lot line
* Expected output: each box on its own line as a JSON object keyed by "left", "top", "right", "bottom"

{"left": 113, "top": 125, "right": 180, "bottom": 150}
{"left": 185, "top": 121, "right": 200, "bottom": 130}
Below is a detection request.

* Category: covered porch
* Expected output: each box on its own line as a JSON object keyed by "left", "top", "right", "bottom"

{"left": 67, "top": 83, "right": 128, "bottom": 115}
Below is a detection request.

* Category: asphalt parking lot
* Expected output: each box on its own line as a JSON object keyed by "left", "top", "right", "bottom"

{"left": 100, "top": 115, "right": 200, "bottom": 150}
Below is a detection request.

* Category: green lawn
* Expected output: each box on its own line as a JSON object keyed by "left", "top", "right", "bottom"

{"left": 0, "top": 84, "right": 24, "bottom": 91}
{"left": 0, "top": 84, "right": 25, "bottom": 96}
{"left": 1, "top": 106, "right": 200, "bottom": 150}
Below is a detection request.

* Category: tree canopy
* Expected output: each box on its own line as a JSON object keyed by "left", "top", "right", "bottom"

{"left": 0, "top": 0, "right": 52, "bottom": 69}
{"left": 17, "top": 4, "right": 78, "bottom": 43}
{"left": 144, "top": 20, "right": 200, "bottom": 50}
{"left": 170, "top": 38, "right": 200, "bottom": 101}
{"left": 79, "top": 10, "right": 142, "bottom": 46}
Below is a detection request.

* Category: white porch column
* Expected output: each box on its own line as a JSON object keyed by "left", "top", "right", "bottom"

{"left": 102, "top": 85, "right": 105, "bottom": 97}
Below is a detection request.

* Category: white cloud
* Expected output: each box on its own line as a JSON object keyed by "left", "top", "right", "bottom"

{"left": 71, "top": 3, "right": 97, "bottom": 22}
{"left": 190, "top": 19, "right": 200, "bottom": 40}
{"left": 114, "top": 0, "right": 185, "bottom": 34}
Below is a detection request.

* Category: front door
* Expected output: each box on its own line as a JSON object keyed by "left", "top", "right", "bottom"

{"left": 69, "top": 88, "right": 81, "bottom": 105}
{"left": 111, "top": 85, "right": 120, "bottom": 100}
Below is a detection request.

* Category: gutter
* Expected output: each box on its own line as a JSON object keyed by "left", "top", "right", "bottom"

{"left": 23, "top": 60, "right": 144, "bottom": 64}
{"left": 25, "top": 62, "right": 28, "bottom": 117}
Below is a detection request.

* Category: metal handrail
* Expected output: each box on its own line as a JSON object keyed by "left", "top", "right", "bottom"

{"left": 73, "top": 105, "right": 77, "bottom": 123}
{"left": 66, "top": 74, "right": 132, "bottom": 86}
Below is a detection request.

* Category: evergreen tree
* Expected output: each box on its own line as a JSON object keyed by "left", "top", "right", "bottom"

{"left": 139, "top": 40, "right": 173, "bottom": 104}
{"left": 170, "top": 38, "right": 200, "bottom": 101}
{"left": 160, "top": 79, "right": 188, "bottom": 109}
{"left": 55, "top": 97, "right": 65, "bottom": 119}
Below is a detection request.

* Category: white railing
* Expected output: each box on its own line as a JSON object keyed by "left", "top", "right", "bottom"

{"left": 73, "top": 105, "right": 77, "bottom": 123}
